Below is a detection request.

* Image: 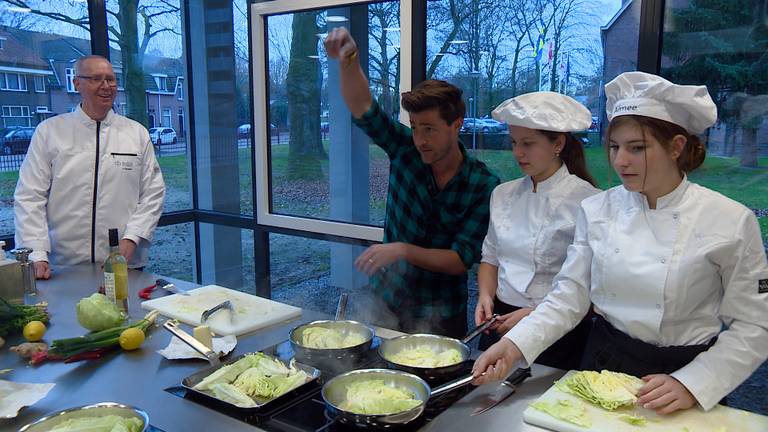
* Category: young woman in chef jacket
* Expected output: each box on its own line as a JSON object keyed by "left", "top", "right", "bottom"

{"left": 471, "top": 72, "right": 768, "bottom": 415}
{"left": 475, "top": 92, "right": 601, "bottom": 371}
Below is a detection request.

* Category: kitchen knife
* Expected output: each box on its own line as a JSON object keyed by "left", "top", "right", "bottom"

{"left": 156, "top": 278, "right": 190, "bottom": 296}
{"left": 470, "top": 367, "right": 531, "bottom": 416}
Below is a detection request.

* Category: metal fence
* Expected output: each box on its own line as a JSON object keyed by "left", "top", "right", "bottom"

{"left": 0, "top": 153, "right": 24, "bottom": 173}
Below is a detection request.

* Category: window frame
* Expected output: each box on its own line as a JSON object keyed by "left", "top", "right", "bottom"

{"left": 250, "top": 0, "right": 412, "bottom": 242}
{"left": 33, "top": 75, "right": 46, "bottom": 92}
{"left": 65, "top": 68, "right": 76, "bottom": 93}
{"left": 2, "top": 105, "right": 32, "bottom": 127}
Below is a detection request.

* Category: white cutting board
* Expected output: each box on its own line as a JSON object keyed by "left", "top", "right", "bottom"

{"left": 523, "top": 370, "right": 768, "bottom": 432}
{"left": 141, "top": 285, "right": 302, "bottom": 336}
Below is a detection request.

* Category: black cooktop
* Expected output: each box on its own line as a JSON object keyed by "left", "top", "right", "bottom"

{"left": 165, "top": 338, "right": 476, "bottom": 431}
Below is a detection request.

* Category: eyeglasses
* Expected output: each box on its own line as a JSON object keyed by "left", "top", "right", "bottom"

{"left": 76, "top": 75, "right": 118, "bottom": 87}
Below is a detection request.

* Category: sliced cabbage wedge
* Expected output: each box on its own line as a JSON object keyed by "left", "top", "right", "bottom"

{"left": 301, "top": 327, "right": 366, "bottom": 349}
{"left": 558, "top": 370, "right": 643, "bottom": 410}
{"left": 617, "top": 413, "right": 648, "bottom": 426}
{"left": 48, "top": 415, "right": 143, "bottom": 432}
{"left": 530, "top": 399, "right": 592, "bottom": 428}
{"left": 196, "top": 352, "right": 310, "bottom": 405}
{"left": 338, "top": 380, "right": 422, "bottom": 415}
{"left": 193, "top": 355, "right": 255, "bottom": 391}
{"left": 389, "top": 346, "right": 462, "bottom": 368}
{"left": 211, "top": 383, "right": 257, "bottom": 407}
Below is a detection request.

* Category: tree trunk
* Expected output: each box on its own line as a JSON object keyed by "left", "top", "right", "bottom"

{"left": 740, "top": 126, "right": 759, "bottom": 167}
{"left": 286, "top": 12, "right": 325, "bottom": 179}
{"left": 118, "top": 0, "right": 149, "bottom": 128}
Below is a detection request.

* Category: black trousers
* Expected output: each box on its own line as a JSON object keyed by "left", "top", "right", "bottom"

{"left": 478, "top": 296, "right": 592, "bottom": 371}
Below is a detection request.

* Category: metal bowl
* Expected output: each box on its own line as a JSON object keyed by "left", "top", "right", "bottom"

{"left": 18, "top": 402, "right": 149, "bottom": 432}
{"left": 289, "top": 319, "right": 374, "bottom": 361}
{"left": 321, "top": 368, "right": 430, "bottom": 427}
{"left": 379, "top": 334, "right": 470, "bottom": 382}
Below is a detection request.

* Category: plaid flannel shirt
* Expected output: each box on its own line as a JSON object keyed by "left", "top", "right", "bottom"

{"left": 353, "top": 100, "right": 499, "bottom": 319}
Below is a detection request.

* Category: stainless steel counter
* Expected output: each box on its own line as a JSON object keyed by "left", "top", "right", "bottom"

{"left": 1, "top": 264, "right": 560, "bottom": 431}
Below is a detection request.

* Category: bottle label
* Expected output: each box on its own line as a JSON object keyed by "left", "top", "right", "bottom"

{"left": 104, "top": 272, "right": 117, "bottom": 303}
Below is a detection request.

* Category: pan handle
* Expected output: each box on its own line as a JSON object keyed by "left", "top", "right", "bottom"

{"left": 163, "top": 321, "right": 221, "bottom": 367}
{"left": 462, "top": 314, "right": 500, "bottom": 344}
{"left": 430, "top": 372, "right": 482, "bottom": 398}
{"left": 335, "top": 293, "right": 349, "bottom": 321}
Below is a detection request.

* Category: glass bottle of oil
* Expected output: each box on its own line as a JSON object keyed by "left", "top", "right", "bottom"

{"left": 104, "top": 228, "right": 128, "bottom": 313}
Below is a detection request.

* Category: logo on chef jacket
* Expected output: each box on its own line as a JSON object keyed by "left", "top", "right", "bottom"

{"left": 759, "top": 279, "right": 768, "bottom": 294}
{"left": 111, "top": 153, "right": 136, "bottom": 171}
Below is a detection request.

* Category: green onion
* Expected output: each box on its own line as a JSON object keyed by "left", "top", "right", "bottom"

{"left": 49, "top": 310, "right": 158, "bottom": 358}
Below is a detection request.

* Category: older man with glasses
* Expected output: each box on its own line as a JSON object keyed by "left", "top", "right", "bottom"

{"left": 14, "top": 55, "right": 165, "bottom": 278}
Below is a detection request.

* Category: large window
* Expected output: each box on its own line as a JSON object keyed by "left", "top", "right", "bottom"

{"left": 0, "top": 1, "right": 90, "bottom": 237}
{"left": 661, "top": 1, "right": 768, "bottom": 246}
{"left": 253, "top": 0, "right": 405, "bottom": 241}
{"left": 105, "top": 0, "right": 192, "bottom": 216}
{"left": 146, "top": 223, "right": 195, "bottom": 282}
{"left": 426, "top": 0, "right": 640, "bottom": 189}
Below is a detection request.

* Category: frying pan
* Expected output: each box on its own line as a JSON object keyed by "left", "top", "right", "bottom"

{"left": 321, "top": 368, "right": 477, "bottom": 429}
{"left": 378, "top": 314, "right": 498, "bottom": 382}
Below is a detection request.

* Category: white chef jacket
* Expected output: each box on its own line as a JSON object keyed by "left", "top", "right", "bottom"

{"left": 505, "top": 178, "right": 768, "bottom": 410}
{"left": 482, "top": 164, "right": 600, "bottom": 307}
{"left": 14, "top": 105, "right": 165, "bottom": 268}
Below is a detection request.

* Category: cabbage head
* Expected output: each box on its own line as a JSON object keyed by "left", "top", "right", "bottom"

{"left": 76, "top": 293, "right": 126, "bottom": 331}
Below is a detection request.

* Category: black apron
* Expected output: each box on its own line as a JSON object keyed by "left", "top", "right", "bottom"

{"left": 478, "top": 296, "right": 592, "bottom": 371}
{"left": 579, "top": 314, "right": 716, "bottom": 376}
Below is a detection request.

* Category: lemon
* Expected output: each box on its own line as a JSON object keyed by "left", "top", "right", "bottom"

{"left": 119, "top": 327, "right": 145, "bottom": 350}
{"left": 23, "top": 321, "right": 46, "bottom": 342}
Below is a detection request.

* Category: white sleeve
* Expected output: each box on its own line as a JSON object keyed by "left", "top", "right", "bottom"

{"left": 503, "top": 205, "right": 593, "bottom": 366}
{"left": 123, "top": 131, "right": 165, "bottom": 242}
{"left": 671, "top": 211, "right": 768, "bottom": 411}
{"left": 13, "top": 125, "right": 52, "bottom": 262}
{"left": 481, "top": 188, "right": 499, "bottom": 266}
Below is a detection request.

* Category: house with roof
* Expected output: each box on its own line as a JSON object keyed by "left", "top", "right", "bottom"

{"left": 0, "top": 25, "right": 186, "bottom": 140}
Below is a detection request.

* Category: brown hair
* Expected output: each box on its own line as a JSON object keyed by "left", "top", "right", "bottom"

{"left": 401, "top": 80, "right": 465, "bottom": 125}
{"left": 605, "top": 116, "right": 706, "bottom": 173}
{"left": 539, "top": 130, "right": 598, "bottom": 187}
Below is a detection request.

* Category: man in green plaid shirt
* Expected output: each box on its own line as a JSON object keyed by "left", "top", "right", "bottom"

{"left": 325, "top": 28, "right": 499, "bottom": 338}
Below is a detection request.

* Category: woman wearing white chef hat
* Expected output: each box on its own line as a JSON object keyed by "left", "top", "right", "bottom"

{"left": 472, "top": 71, "right": 768, "bottom": 415}
{"left": 475, "top": 91, "right": 600, "bottom": 371}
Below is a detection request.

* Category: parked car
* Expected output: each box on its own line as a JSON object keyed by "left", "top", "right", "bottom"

{"left": 238, "top": 123, "right": 278, "bottom": 139}
{"left": 478, "top": 118, "right": 507, "bottom": 133}
{"left": 1, "top": 127, "right": 35, "bottom": 155}
{"left": 589, "top": 115, "right": 599, "bottom": 131}
{"left": 320, "top": 121, "right": 329, "bottom": 134}
{"left": 238, "top": 123, "right": 251, "bottom": 139}
{"left": 461, "top": 118, "right": 506, "bottom": 133}
{"left": 149, "top": 127, "right": 177, "bottom": 146}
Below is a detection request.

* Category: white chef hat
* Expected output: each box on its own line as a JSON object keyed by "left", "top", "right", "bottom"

{"left": 605, "top": 71, "right": 717, "bottom": 134}
{"left": 491, "top": 91, "right": 592, "bottom": 132}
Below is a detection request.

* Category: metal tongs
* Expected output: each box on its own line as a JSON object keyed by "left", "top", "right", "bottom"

{"left": 201, "top": 300, "right": 234, "bottom": 324}
{"left": 162, "top": 320, "right": 221, "bottom": 367}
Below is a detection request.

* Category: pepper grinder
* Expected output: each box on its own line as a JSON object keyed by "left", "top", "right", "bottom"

{"left": 11, "top": 247, "right": 36, "bottom": 296}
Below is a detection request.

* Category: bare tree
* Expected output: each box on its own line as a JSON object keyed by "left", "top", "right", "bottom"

{"left": 500, "top": 0, "right": 538, "bottom": 97}
{"left": 285, "top": 11, "right": 324, "bottom": 178}
{"left": 543, "top": 0, "right": 600, "bottom": 93}
{"left": 3, "top": 0, "right": 180, "bottom": 127}
{"left": 426, "top": 0, "right": 477, "bottom": 79}
{"left": 368, "top": 2, "right": 400, "bottom": 115}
